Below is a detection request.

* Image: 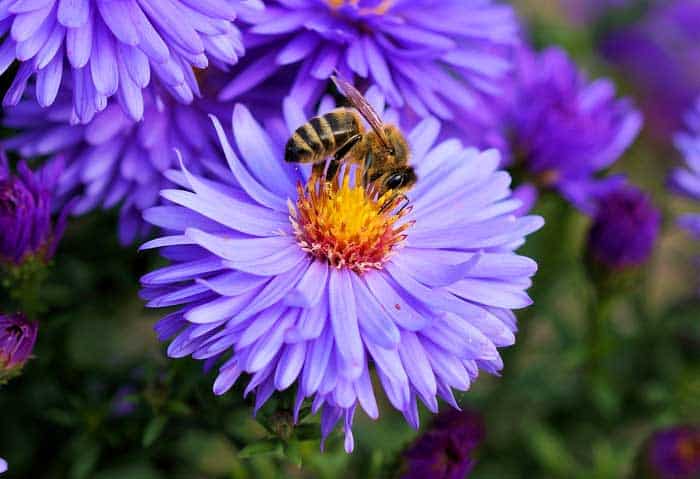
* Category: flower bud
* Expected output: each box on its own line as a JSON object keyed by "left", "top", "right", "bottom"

{"left": 645, "top": 426, "right": 700, "bottom": 479}
{"left": 0, "top": 154, "right": 67, "bottom": 267}
{"left": 0, "top": 313, "right": 38, "bottom": 383}
{"left": 401, "top": 409, "right": 485, "bottom": 479}
{"left": 586, "top": 184, "right": 660, "bottom": 271}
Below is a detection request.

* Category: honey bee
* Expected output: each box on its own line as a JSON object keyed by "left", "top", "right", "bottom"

{"left": 285, "top": 75, "right": 417, "bottom": 200}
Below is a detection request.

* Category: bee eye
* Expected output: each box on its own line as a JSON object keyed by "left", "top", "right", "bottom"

{"left": 384, "top": 172, "right": 405, "bottom": 190}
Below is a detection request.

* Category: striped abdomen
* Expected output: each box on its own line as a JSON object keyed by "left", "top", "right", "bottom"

{"left": 285, "top": 109, "right": 362, "bottom": 164}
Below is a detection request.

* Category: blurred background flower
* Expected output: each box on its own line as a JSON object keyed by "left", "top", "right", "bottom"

{"left": 401, "top": 409, "right": 484, "bottom": 479}
{"left": 600, "top": 0, "right": 700, "bottom": 140}
{"left": 226, "top": 0, "right": 520, "bottom": 142}
{"left": 0, "top": 0, "right": 249, "bottom": 123}
{"left": 670, "top": 97, "right": 700, "bottom": 239}
{"left": 645, "top": 425, "right": 700, "bottom": 479}
{"left": 2, "top": 82, "right": 227, "bottom": 244}
{"left": 505, "top": 46, "right": 641, "bottom": 213}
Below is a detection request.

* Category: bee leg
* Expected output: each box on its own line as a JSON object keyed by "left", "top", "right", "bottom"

{"left": 325, "top": 158, "right": 341, "bottom": 182}
{"left": 378, "top": 193, "right": 397, "bottom": 213}
{"left": 362, "top": 151, "right": 374, "bottom": 187}
{"left": 396, "top": 194, "right": 411, "bottom": 215}
{"left": 379, "top": 193, "right": 410, "bottom": 214}
{"left": 326, "top": 134, "right": 363, "bottom": 181}
{"left": 312, "top": 162, "right": 326, "bottom": 180}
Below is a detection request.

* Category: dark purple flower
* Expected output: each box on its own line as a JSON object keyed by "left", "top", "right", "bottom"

{"left": 111, "top": 385, "right": 137, "bottom": 417}
{"left": 402, "top": 409, "right": 484, "bottom": 479}
{"left": 0, "top": 313, "right": 38, "bottom": 381}
{"left": 508, "top": 47, "right": 642, "bottom": 213}
{"left": 224, "top": 0, "right": 520, "bottom": 139}
{"left": 0, "top": 0, "right": 253, "bottom": 123}
{"left": 601, "top": 0, "right": 700, "bottom": 139}
{"left": 586, "top": 184, "right": 661, "bottom": 270}
{"left": 140, "top": 90, "right": 542, "bottom": 452}
{"left": 0, "top": 153, "right": 68, "bottom": 265}
{"left": 3, "top": 83, "right": 225, "bottom": 244}
{"left": 648, "top": 426, "right": 700, "bottom": 479}
{"left": 669, "top": 97, "right": 700, "bottom": 239}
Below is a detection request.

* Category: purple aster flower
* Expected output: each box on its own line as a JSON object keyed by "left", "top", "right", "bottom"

{"left": 140, "top": 88, "right": 543, "bottom": 452}
{"left": 3, "top": 83, "right": 225, "bottom": 244}
{"left": 0, "top": 312, "right": 38, "bottom": 383}
{"left": 670, "top": 97, "right": 700, "bottom": 239}
{"left": 0, "top": 0, "right": 252, "bottom": 123}
{"left": 224, "top": 0, "right": 520, "bottom": 138}
{"left": 586, "top": 184, "right": 660, "bottom": 270}
{"left": 0, "top": 457, "right": 6, "bottom": 474}
{"left": 507, "top": 47, "right": 642, "bottom": 213}
{"left": 600, "top": 0, "right": 700, "bottom": 139}
{"left": 401, "top": 409, "right": 484, "bottom": 479}
{"left": 647, "top": 426, "right": 700, "bottom": 479}
{"left": 0, "top": 152, "right": 68, "bottom": 265}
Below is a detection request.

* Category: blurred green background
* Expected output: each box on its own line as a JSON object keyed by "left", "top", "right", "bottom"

{"left": 1, "top": 1, "right": 699, "bottom": 478}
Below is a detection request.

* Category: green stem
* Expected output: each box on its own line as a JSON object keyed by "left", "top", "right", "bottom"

{"left": 585, "top": 285, "right": 619, "bottom": 417}
{"left": 587, "top": 289, "right": 610, "bottom": 377}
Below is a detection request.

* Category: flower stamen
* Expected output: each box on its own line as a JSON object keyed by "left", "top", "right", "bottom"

{"left": 326, "top": 0, "right": 394, "bottom": 15}
{"left": 289, "top": 167, "right": 412, "bottom": 273}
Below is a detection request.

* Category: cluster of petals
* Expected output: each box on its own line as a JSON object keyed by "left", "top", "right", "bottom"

{"left": 600, "top": 0, "right": 700, "bottom": 138}
{"left": 3, "top": 86, "right": 222, "bottom": 243}
{"left": 670, "top": 97, "right": 700, "bottom": 238}
{"left": 508, "top": 46, "right": 642, "bottom": 213}
{"left": 0, "top": 0, "right": 253, "bottom": 123}
{"left": 225, "top": 0, "right": 519, "bottom": 135}
{"left": 0, "top": 312, "right": 38, "bottom": 371}
{"left": 140, "top": 91, "right": 542, "bottom": 451}
{"left": 0, "top": 152, "right": 68, "bottom": 264}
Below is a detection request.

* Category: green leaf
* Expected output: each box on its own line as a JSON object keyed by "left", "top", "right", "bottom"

{"left": 166, "top": 400, "right": 192, "bottom": 416}
{"left": 285, "top": 440, "right": 303, "bottom": 468}
{"left": 142, "top": 416, "right": 168, "bottom": 448}
{"left": 70, "top": 442, "right": 100, "bottom": 479}
{"left": 526, "top": 423, "right": 581, "bottom": 477}
{"left": 237, "top": 440, "right": 283, "bottom": 459}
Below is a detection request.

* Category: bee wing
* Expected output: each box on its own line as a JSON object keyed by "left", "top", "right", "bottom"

{"left": 331, "top": 74, "right": 389, "bottom": 147}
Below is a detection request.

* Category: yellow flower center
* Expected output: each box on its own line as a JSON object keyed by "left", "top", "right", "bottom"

{"left": 326, "top": 0, "right": 394, "bottom": 15}
{"left": 289, "top": 168, "right": 412, "bottom": 273}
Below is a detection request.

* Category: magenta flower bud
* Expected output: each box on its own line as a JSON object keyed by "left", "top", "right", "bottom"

{"left": 0, "top": 313, "right": 38, "bottom": 382}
